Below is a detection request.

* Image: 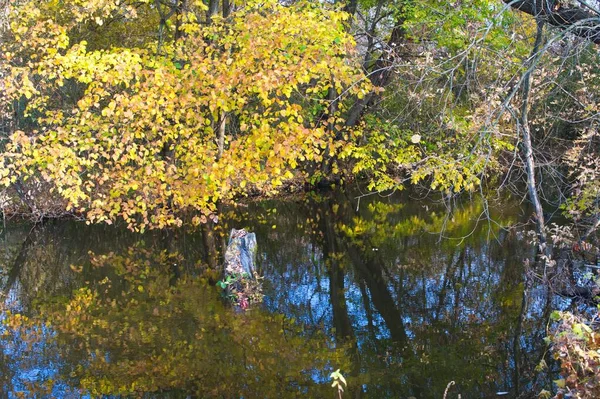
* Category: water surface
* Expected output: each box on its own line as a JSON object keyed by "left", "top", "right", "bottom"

{"left": 0, "top": 189, "right": 561, "bottom": 398}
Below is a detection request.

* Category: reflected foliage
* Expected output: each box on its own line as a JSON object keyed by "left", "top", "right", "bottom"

{"left": 219, "top": 190, "right": 549, "bottom": 397}
{"left": 0, "top": 189, "right": 557, "bottom": 397}
{"left": 2, "top": 247, "right": 350, "bottom": 397}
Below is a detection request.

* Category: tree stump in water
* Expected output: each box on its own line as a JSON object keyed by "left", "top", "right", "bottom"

{"left": 224, "top": 228, "right": 257, "bottom": 277}
{"left": 218, "top": 228, "right": 262, "bottom": 309}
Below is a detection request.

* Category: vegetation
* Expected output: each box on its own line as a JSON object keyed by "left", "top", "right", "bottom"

{"left": 2, "top": 0, "right": 600, "bottom": 396}
{"left": 1, "top": 0, "right": 598, "bottom": 238}
{"left": 0, "top": 0, "right": 372, "bottom": 231}
{"left": 548, "top": 309, "right": 600, "bottom": 398}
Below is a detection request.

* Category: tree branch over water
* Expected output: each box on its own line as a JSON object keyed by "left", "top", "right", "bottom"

{"left": 504, "top": 0, "right": 600, "bottom": 43}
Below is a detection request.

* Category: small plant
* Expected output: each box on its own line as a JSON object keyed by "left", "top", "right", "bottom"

{"left": 547, "top": 310, "right": 600, "bottom": 398}
{"left": 216, "top": 274, "right": 240, "bottom": 291}
{"left": 330, "top": 369, "right": 347, "bottom": 399}
{"left": 217, "top": 272, "right": 263, "bottom": 309}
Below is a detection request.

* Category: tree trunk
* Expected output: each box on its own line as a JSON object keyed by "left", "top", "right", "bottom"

{"left": 208, "top": 0, "right": 219, "bottom": 21}
{"left": 13, "top": 179, "right": 35, "bottom": 214}
{"left": 343, "top": 0, "right": 358, "bottom": 16}
{"left": 519, "top": 21, "right": 551, "bottom": 257}
{"left": 217, "top": 112, "right": 226, "bottom": 159}
{"left": 223, "top": 0, "right": 232, "bottom": 18}
{"left": 174, "top": 0, "right": 186, "bottom": 41}
{"left": 345, "top": 20, "right": 407, "bottom": 127}
{"left": 201, "top": 220, "right": 219, "bottom": 270}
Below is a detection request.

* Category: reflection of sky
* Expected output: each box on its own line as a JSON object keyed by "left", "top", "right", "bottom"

{"left": 345, "top": 281, "right": 391, "bottom": 342}
{"left": 265, "top": 240, "right": 510, "bottom": 333}
{"left": 2, "top": 285, "right": 86, "bottom": 398}
{"left": 262, "top": 246, "right": 333, "bottom": 329}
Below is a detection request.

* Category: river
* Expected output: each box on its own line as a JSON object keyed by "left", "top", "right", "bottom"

{"left": 0, "top": 188, "right": 565, "bottom": 398}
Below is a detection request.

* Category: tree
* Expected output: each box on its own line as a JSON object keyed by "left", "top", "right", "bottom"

{"left": 340, "top": 0, "right": 600, "bottom": 243}
{"left": 0, "top": 0, "right": 370, "bottom": 230}
{"left": 338, "top": 0, "right": 525, "bottom": 194}
{"left": 497, "top": 0, "right": 600, "bottom": 245}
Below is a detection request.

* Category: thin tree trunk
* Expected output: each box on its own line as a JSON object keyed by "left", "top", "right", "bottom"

{"left": 217, "top": 112, "right": 226, "bottom": 159}
{"left": 157, "top": 18, "right": 165, "bottom": 53}
{"left": 519, "top": 21, "right": 549, "bottom": 255}
{"left": 223, "top": 0, "right": 232, "bottom": 18}
{"left": 581, "top": 214, "right": 600, "bottom": 242}
{"left": 320, "top": 78, "right": 339, "bottom": 176}
{"left": 154, "top": 0, "right": 178, "bottom": 53}
{"left": 208, "top": 0, "right": 219, "bottom": 21}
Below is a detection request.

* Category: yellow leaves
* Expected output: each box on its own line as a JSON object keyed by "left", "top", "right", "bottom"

{"left": 101, "top": 101, "right": 116, "bottom": 117}
{"left": 0, "top": 166, "right": 14, "bottom": 187}
{"left": 281, "top": 86, "right": 293, "bottom": 98}
{"left": 10, "top": 70, "right": 38, "bottom": 100}
{"left": 0, "top": 0, "right": 370, "bottom": 231}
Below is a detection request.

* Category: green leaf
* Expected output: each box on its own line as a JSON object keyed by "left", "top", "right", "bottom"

{"left": 573, "top": 323, "right": 592, "bottom": 338}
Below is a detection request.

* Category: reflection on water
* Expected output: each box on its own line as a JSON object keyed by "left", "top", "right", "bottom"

{"left": 0, "top": 189, "right": 559, "bottom": 397}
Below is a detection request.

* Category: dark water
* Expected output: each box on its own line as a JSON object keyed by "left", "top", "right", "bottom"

{"left": 0, "top": 189, "right": 563, "bottom": 398}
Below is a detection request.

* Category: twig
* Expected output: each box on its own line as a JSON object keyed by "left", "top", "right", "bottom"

{"left": 443, "top": 381, "right": 455, "bottom": 399}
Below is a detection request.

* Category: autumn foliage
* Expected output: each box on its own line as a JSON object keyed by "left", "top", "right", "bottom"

{"left": 0, "top": 0, "right": 370, "bottom": 230}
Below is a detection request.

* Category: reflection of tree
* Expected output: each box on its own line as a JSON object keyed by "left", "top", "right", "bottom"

{"left": 2, "top": 248, "right": 351, "bottom": 397}
{"left": 0, "top": 190, "right": 553, "bottom": 397}
{"left": 322, "top": 209, "right": 354, "bottom": 341}
{"left": 224, "top": 190, "right": 547, "bottom": 397}
{"left": 1, "top": 223, "right": 82, "bottom": 308}
{"left": 331, "top": 192, "right": 550, "bottom": 397}
{"left": 0, "top": 220, "right": 231, "bottom": 310}
{"left": 2, "top": 225, "right": 37, "bottom": 295}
